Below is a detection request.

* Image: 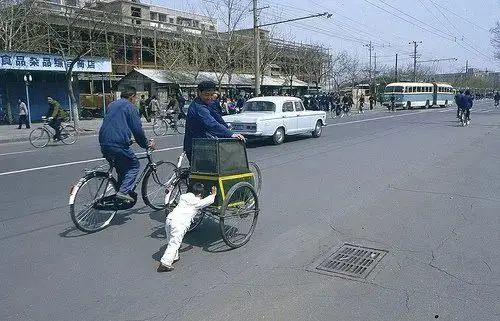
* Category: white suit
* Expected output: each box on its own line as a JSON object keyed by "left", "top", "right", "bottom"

{"left": 160, "top": 192, "right": 215, "bottom": 266}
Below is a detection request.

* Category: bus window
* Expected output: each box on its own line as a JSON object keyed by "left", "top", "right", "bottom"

{"left": 409, "top": 87, "right": 413, "bottom": 93}
{"left": 428, "top": 87, "right": 432, "bottom": 92}
{"left": 417, "top": 87, "right": 421, "bottom": 92}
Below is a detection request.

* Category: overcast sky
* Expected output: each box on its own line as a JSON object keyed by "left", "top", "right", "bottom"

{"left": 149, "top": 0, "right": 500, "bottom": 74}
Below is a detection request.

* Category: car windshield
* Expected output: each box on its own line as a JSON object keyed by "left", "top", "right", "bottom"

{"left": 242, "top": 101, "right": 276, "bottom": 112}
{"left": 385, "top": 86, "right": 404, "bottom": 93}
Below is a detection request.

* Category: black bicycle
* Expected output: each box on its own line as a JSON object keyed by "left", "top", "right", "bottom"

{"left": 69, "top": 148, "right": 176, "bottom": 233}
{"left": 153, "top": 112, "right": 186, "bottom": 136}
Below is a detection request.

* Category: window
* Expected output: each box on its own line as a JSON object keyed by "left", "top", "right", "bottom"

{"left": 150, "top": 12, "right": 157, "bottom": 20}
{"left": 169, "top": 17, "right": 174, "bottom": 23}
{"left": 282, "top": 102, "right": 294, "bottom": 112}
{"left": 294, "top": 101, "right": 304, "bottom": 111}
{"left": 242, "top": 101, "right": 276, "bottom": 112}
{"left": 131, "top": 6, "right": 141, "bottom": 24}
{"left": 408, "top": 87, "right": 414, "bottom": 93}
{"left": 158, "top": 14, "right": 166, "bottom": 22}
{"left": 209, "top": 25, "right": 215, "bottom": 30}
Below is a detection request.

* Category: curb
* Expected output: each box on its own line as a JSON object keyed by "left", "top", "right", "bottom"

{"left": 0, "top": 129, "right": 98, "bottom": 144}
{"left": 0, "top": 126, "right": 156, "bottom": 144}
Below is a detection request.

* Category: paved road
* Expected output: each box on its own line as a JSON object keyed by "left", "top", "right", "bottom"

{"left": 1, "top": 102, "right": 499, "bottom": 321}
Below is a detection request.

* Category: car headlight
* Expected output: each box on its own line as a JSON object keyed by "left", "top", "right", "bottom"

{"left": 226, "top": 122, "right": 232, "bottom": 129}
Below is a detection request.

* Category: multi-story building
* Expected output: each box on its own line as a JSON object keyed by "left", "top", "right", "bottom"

{"left": 3, "top": 0, "right": 330, "bottom": 91}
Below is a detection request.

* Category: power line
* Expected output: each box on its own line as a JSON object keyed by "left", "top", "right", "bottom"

{"left": 429, "top": 0, "right": 489, "bottom": 32}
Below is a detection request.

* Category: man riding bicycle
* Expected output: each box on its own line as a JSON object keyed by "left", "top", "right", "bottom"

{"left": 46, "top": 97, "right": 68, "bottom": 140}
{"left": 183, "top": 81, "right": 245, "bottom": 164}
{"left": 99, "top": 86, "right": 154, "bottom": 202}
{"left": 459, "top": 89, "right": 473, "bottom": 124}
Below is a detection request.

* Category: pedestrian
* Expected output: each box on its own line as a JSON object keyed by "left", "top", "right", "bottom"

{"left": 149, "top": 95, "right": 160, "bottom": 120}
{"left": 369, "top": 95, "right": 374, "bottom": 110}
{"left": 140, "top": 95, "right": 151, "bottom": 122}
{"left": 455, "top": 90, "right": 464, "bottom": 119}
{"left": 158, "top": 184, "right": 217, "bottom": 272}
{"left": 18, "top": 98, "right": 30, "bottom": 129}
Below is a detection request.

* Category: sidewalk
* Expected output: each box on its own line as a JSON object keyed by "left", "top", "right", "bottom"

{"left": 0, "top": 118, "right": 154, "bottom": 144}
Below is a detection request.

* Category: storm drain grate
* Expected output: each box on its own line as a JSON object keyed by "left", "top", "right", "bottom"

{"left": 312, "top": 243, "right": 387, "bottom": 279}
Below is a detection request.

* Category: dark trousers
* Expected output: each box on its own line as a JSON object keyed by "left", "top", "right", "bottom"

{"left": 18, "top": 115, "right": 30, "bottom": 128}
{"left": 48, "top": 118, "right": 62, "bottom": 139}
{"left": 101, "top": 145, "right": 140, "bottom": 194}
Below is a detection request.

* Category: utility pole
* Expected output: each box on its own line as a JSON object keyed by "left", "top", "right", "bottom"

{"left": 364, "top": 41, "right": 374, "bottom": 92}
{"left": 465, "top": 59, "right": 469, "bottom": 88}
{"left": 252, "top": 0, "right": 261, "bottom": 96}
{"left": 395, "top": 53, "right": 398, "bottom": 82}
{"left": 252, "top": 11, "right": 330, "bottom": 96}
{"left": 409, "top": 41, "right": 422, "bottom": 81}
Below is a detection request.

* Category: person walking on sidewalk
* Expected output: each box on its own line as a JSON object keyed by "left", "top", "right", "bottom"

{"left": 369, "top": 95, "right": 374, "bottom": 110}
{"left": 18, "top": 98, "right": 30, "bottom": 129}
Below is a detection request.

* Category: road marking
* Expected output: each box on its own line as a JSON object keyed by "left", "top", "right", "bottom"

{"left": 0, "top": 108, "right": 463, "bottom": 177}
{"left": 0, "top": 150, "right": 36, "bottom": 157}
{"left": 325, "top": 109, "right": 429, "bottom": 127}
{"left": 0, "top": 146, "right": 182, "bottom": 177}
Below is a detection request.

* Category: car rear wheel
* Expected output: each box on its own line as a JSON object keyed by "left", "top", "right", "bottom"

{"left": 312, "top": 120, "right": 322, "bottom": 138}
{"left": 272, "top": 127, "right": 285, "bottom": 145}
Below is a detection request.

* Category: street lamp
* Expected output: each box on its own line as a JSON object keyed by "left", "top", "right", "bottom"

{"left": 23, "top": 74, "right": 33, "bottom": 125}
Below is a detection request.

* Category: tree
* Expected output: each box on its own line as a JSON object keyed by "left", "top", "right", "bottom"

{"left": 201, "top": 0, "right": 253, "bottom": 91}
{"left": 491, "top": 21, "right": 500, "bottom": 61}
{"left": 0, "top": 0, "right": 42, "bottom": 123}
{"left": 39, "top": 1, "right": 118, "bottom": 130}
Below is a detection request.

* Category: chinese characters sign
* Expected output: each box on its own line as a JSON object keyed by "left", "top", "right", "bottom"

{"left": 0, "top": 52, "right": 111, "bottom": 73}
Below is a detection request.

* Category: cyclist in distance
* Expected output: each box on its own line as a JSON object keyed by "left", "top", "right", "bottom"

{"left": 99, "top": 86, "right": 154, "bottom": 202}
{"left": 46, "top": 97, "right": 67, "bottom": 140}
{"left": 494, "top": 91, "right": 500, "bottom": 107}
{"left": 183, "top": 81, "right": 245, "bottom": 164}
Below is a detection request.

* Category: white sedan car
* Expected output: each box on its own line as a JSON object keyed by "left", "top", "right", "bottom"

{"left": 223, "top": 96, "right": 326, "bottom": 145}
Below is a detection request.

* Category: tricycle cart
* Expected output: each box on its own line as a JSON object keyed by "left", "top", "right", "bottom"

{"left": 165, "top": 138, "right": 261, "bottom": 248}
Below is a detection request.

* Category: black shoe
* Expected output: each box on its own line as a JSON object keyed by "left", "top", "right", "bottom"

{"left": 116, "top": 191, "right": 134, "bottom": 202}
{"left": 157, "top": 263, "right": 174, "bottom": 272}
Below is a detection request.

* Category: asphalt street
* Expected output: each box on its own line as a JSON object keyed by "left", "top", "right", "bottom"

{"left": 0, "top": 101, "right": 499, "bottom": 321}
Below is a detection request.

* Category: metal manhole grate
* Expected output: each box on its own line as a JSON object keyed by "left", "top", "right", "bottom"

{"left": 313, "top": 243, "right": 387, "bottom": 279}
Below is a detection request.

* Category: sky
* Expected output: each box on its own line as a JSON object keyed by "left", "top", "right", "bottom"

{"left": 148, "top": 0, "right": 500, "bottom": 74}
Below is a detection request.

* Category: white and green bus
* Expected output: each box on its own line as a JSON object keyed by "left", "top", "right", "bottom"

{"left": 382, "top": 82, "right": 455, "bottom": 110}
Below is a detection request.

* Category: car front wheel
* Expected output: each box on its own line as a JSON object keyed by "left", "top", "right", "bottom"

{"left": 272, "top": 127, "right": 285, "bottom": 145}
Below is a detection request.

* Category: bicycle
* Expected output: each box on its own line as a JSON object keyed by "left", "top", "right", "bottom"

{"left": 29, "top": 116, "right": 78, "bottom": 148}
{"left": 165, "top": 151, "right": 262, "bottom": 235}
{"left": 459, "top": 108, "right": 470, "bottom": 126}
{"left": 69, "top": 148, "right": 177, "bottom": 233}
{"left": 153, "top": 112, "right": 186, "bottom": 136}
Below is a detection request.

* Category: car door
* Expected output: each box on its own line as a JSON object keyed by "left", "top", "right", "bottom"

{"left": 281, "top": 101, "right": 298, "bottom": 134}
{"left": 294, "top": 101, "right": 310, "bottom": 132}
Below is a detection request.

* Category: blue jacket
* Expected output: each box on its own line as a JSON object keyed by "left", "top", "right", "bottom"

{"left": 459, "top": 94, "right": 473, "bottom": 109}
{"left": 183, "top": 97, "right": 233, "bottom": 155}
{"left": 99, "top": 98, "right": 148, "bottom": 149}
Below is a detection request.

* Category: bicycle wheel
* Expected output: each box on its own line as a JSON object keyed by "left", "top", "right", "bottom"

{"left": 219, "top": 182, "right": 259, "bottom": 249}
{"left": 60, "top": 125, "right": 78, "bottom": 145}
{"left": 80, "top": 109, "right": 94, "bottom": 120}
{"left": 142, "top": 161, "right": 177, "bottom": 210}
{"left": 175, "top": 118, "right": 186, "bottom": 135}
{"left": 248, "top": 161, "right": 262, "bottom": 196}
{"left": 153, "top": 119, "right": 167, "bottom": 136}
{"left": 29, "top": 127, "right": 50, "bottom": 148}
{"left": 69, "top": 171, "right": 118, "bottom": 233}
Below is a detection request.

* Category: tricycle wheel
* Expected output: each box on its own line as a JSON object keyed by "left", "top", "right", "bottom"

{"left": 219, "top": 182, "right": 259, "bottom": 249}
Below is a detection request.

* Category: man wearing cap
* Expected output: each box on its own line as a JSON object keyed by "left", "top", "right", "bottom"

{"left": 183, "top": 81, "right": 245, "bottom": 163}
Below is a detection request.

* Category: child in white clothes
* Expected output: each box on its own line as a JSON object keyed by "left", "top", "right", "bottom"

{"left": 158, "top": 183, "right": 216, "bottom": 272}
